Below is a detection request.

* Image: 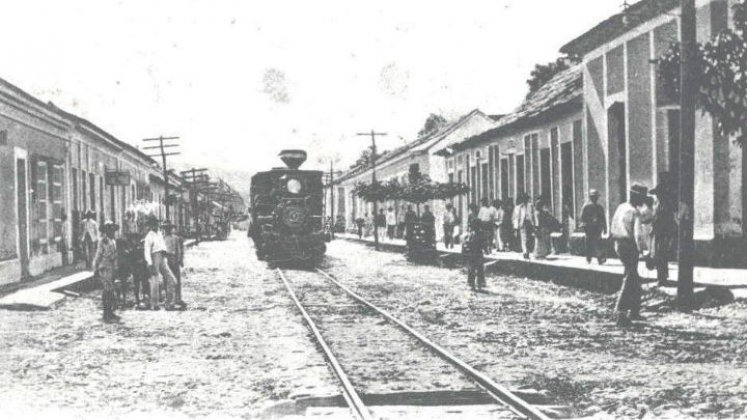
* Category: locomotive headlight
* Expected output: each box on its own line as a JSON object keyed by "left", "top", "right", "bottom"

{"left": 287, "top": 178, "right": 303, "bottom": 194}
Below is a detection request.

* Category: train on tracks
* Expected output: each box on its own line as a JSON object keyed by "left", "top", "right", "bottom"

{"left": 248, "top": 150, "right": 327, "bottom": 264}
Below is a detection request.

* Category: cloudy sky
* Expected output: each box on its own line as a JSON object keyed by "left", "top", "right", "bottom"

{"left": 2, "top": 0, "right": 624, "bottom": 173}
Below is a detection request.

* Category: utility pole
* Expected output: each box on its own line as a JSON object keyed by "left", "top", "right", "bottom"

{"left": 143, "top": 136, "right": 180, "bottom": 221}
{"left": 330, "top": 160, "right": 335, "bottom": 239}
{"left": 357, "top": 130, "right": 387, "bottom": 251}
{"left": 677, "top": 0, "right": 696, "bottom": 310}
{"left": 181, "top": 167, "right": 207, "bottom": 244}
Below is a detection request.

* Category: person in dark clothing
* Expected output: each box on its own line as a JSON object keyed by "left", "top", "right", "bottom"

{"left": 462, "top": 219, "right": 485, "bottom": 291}
{"left": 580, "top": 189, "right": 607, "bottom": 264}
{"left": 355, "top": 216, "right": 365, "bottom": 239}
{"left": 650, "top": 172, "right": 678, "bottom": 286}
{"left": 404, "top": 205, "right": 418, "bottom": 244}
{"left": 421, "top": 205, "right": 436, "bottom": 245}
{"left": 443, "top": 203, "right": 457, "bottom": 249}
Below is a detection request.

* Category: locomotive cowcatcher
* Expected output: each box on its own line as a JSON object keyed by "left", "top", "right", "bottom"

{"left": 249, "top": 150, "right": 327, "bottom": 264}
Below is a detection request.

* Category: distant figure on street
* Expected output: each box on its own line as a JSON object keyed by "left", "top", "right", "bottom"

{"left": 163, "top": 221, "right": 186, "bottom": 308}
{"left": 462, "top": 219, "right": 485, "bottom": 291}
{"left": 375, "top": 208, "right": 387, "bottom": 241}
{"left": 533, "top": 198, "right": 561, "bottom": 259}
{"left": 491, "top": 199, "right": 503, "bottom": 252}
{"left": 404, "top": 205, "right": 418, "bottom": 243}
{"left": 143, "top": 218, "right": 178, "bottom": 311}
{"left": 355, "top": 216, "right": 365, "bottom": 239}
{"left": 610, "top": 184, "right": 648, "bottom": 327}
{"left": 421, "top": 205, "right": 436, "bottom": 245}
{"left": 649, "top": 172, "right": 678, "bottom": 286}
{"left": 93, "top": 221, "right": 120, "bottom": 323}
{"left": 397, "top": 205, "right": 407, "bottom": 238}
{"left": 443, "top": 203, "right": 457, "bottom": 249}
{"left": 364, "top": 213, "right": 374, "bottom": 237}
{"left": 386, "top": 207, "right": 397, "bottom": 240}
{"left": 512, "top": 193, "right": 535, "bottom": 260}
{"left": 498, "top": 198, "right": 514, "bottom": 252}
{"left": 580, "top": 189, "right": 607, "bottom": 264}
{"left": 478, "top": 199, "right": 496, "bottom": 253}
{"left": 81, "top": 211, "right": 99, "bottom": 269}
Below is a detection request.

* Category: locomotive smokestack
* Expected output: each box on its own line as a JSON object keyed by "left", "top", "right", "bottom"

{"left": 279, "top": 149, "right": 307, "bottom": 170}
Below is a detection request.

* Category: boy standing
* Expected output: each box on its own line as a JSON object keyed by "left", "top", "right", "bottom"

{"left": 93, "top": 221, "right": 120, "bottom": 323}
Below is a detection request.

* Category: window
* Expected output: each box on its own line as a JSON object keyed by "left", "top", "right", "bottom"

{"left": 35, "top": 161, "right": 49, "bottom": 255}
{"left": 51, "top": 165, "right": 64, "bottom": 242}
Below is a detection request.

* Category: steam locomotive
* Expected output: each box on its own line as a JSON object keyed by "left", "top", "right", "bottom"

{"left": 248, "top": 150, "right": 327, "bottom": 263}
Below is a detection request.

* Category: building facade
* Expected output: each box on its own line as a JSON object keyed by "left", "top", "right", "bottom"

{"left": 561, "top": 0, "right": 745, "bottom": 265}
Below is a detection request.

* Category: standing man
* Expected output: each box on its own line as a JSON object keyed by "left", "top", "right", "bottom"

{"left": 650, "top": 172, "right": 678, "bottom": 286}
{"left": 386, "top": 206, "right": 397, "bottom": 241}
{"left": 93, "top": 221, "right": 120, "bottom": 323}
{"left": 81, "top": 211, "right": 99, "bottom": 269}
{"left": 477, "top": 199, "right": 495, "bottom": 253}
{"left": 443, "top": 203, "right": 456, "bottom": 249}
{"left": 397, "top": 205, "right": 407, "bottom": 239}
{"left": 610, "top": 185, "right": 648, "bottom": 327}
{"left": 143, "top": 217, "right": 178, "bottom": 311}
{"left": 163, "top": 221, "right": 186, "bottom": 308}
{"left": 421, "top": 205, "right": 436, "bottom": 245}
{"left": 580, "top": 189, "right": 607, "bottom": 264}
{"left": 404, "top": 205, "right": 418, "bottom": 244}
{"left": 512, "top": 193, "right": 535, "bottom": 260}
{"left": 355, "top": 215, "right": 365, "bottom": 239}
{"left": 462, "top": 219, "right": 486, "bottom": 291}
{"left": 375, "top": 208, "right": 387, "bottom": 241}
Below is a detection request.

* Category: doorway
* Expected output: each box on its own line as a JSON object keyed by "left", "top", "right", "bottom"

{"left": 608, "top": 102, "right": 628, "bottom": 210}
{"left": 15, "top": 149, "right": 30, "bottom": 279}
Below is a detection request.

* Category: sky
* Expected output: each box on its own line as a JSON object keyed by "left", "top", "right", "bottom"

{"left": 1, "top": 0, "right": 625, "bottom": 173}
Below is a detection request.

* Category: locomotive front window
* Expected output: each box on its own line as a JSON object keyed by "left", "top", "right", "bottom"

{"left": 286, "top": 178, "right": 302, "bottom": 194}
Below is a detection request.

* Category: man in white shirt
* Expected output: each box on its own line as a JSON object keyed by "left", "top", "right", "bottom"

{"left": 386, "top": 207, "right": 397, "bottom": 240}
{"left": 610, "top": 184, "right": 648, "bottom": 327}
{"left": 477, "top": 199, "right": 496, "bottom": 253}
{"left": 143, "top": 217, "right": 178, "bottom": 310}
{"left": 512, "top": 193, "right": 536, "bottom": 259}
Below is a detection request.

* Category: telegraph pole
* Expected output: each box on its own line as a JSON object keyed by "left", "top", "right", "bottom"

{"left": 181, "top": 167, "right": 207, "bottom": 244}
{"left": 677, "top": 0, "right": 696, "bottom": 310}
{"left": 143, "top": 136, "right": 180, "bottom": 221}
{"left": 330, "top": 160, "right": 335, "bottom": 239}
{"left": 356, "top": 130, "right": 387, "bottom": 250}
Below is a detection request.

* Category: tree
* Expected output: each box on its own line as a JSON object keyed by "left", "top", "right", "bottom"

{"left": 526, "top": 56, "right": 579, "bottom": 97}
{"left": 657, "top": 0, "right": 747, "bottom": 145}
{"left": 350, "top": 146, "right": 387, "bottom": 169}
{"left": 418, "top": 113, "right": 448, "bottom": 138}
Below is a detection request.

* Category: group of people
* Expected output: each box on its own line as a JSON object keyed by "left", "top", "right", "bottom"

{"left": 91, "top": 214, "right": 186, "bottom": 323}
{"left": 355, "top": 204, "right": 437, "bottom": 244}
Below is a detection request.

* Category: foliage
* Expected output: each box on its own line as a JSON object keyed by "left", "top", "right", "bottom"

{"left": 657, "top": 0, "right": 747, "bottom": 145}
{"left": 353, "top": 176, "right": 469, "bottom": 204}
{"left": 417, "top": 113, "right": 448, "bottom": 138}
{"left": 350, "top": 146, "right": 387, "bottom": 169}
{"left": 526, "top": 56, "right": 579, "bottom": 97}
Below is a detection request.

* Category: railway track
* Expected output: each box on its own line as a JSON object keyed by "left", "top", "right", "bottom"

{"left": 277, "top": 267, "right": 553, "bottom": 420}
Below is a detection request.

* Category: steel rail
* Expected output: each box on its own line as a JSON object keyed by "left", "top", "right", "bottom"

{"left": 315, "top": 268, "right": 552, "bottom": 420}
{"left": 276, "top": 269, "right": 374, "bottom": 420}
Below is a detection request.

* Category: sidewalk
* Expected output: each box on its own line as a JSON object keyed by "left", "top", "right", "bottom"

{"left": 0, "top": 238, "right": 199, "bottom": 310}
{"left": 335, "top": 233, "right": 747, "bottom": 300}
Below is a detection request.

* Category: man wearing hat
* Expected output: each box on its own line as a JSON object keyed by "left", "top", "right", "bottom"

{"left": 143, "top": 217, "right": 178, "bottom": 310}
{"left": 610, "top": 184, "right": 648, "bottom": 327}
{"left": 462, "top": 219, "right": 486, "bottom": 291}
{"left": 580, "top": 189, "right": 607, "bottom": 264}
{"left": 93, "top": 220, "right": 120, "bottom": 322}
{"left": 163, "top": 220, "right": 186, "bottom": 308}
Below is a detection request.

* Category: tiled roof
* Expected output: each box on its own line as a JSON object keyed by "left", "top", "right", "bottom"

{"left": 336, "top": 109, "right": 487, "bottom": 183}
{"left": 560, "top": 0, "right": 679, "bottom": 57}
{"left": 442, "top": 65, "right": 582, "bottom": 154}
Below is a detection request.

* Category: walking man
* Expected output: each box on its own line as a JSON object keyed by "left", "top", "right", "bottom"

{"left": 386, "top": 207, "right": 397, "bottom": 240}
{"left": 610, "top": 185, "right": 648, "bottom": 327}
{"left": 512, "top": 193, "right": 535, "bottom": 259}
{"left": 93, "top": 221, "right": 120, "bottom": 323}
{"left": 462, "top": 219, "right": 486, "bottom": 291}
{"left": 143, "top": 217, "right": 178, "bottom": 310}
{"left": 580, "top": 189, "right": 607, "bottom": 264}
{"left": 163, "top": 221, "right": 186, "bottom": 308}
